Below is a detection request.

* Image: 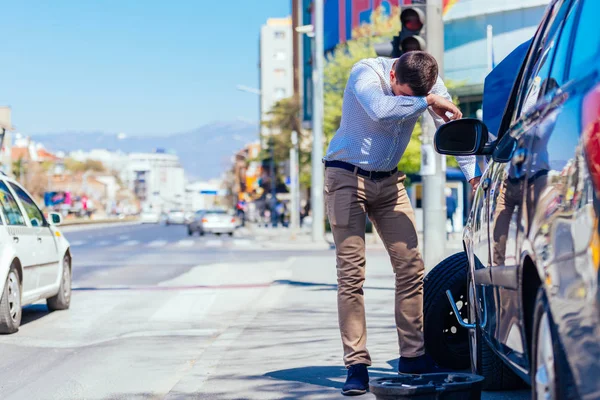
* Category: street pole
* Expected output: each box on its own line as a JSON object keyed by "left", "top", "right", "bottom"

{"left": 290, "top": 131, "right": 300, "bottom": 233}
{"left": 269, "top": 137, "right": 277, "bottom": 227}
{"left": 311, "top": 0, "right": 325, "bottom": 242}
{"left": 421, "top": 0, "right": 447, "bottom": 267}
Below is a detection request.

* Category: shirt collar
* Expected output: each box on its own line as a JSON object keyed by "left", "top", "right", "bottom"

{"left": 379, "top": 57, "right": 398, "bottom": 96}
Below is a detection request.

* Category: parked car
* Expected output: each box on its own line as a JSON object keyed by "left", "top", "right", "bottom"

{"left": 165, "top": 210, "right": 187, "bottom": 225}
{"left": 187, "top": 209, "right": 236, "bottom": 236}
{"left": 0, "top": 174, "right": 72, "bottom": 334}
{"left": 139, "top": 210, "right": 160, "bottom": 224}
{"left": 424, "top": 0, "right": 600, "bottom": 398}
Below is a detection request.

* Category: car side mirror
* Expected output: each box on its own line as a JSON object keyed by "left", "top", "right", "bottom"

{"left": 49, "top": 212, "right": 62, "bottom": 226}
{"left": 434, "top": 118, "right": 493, "bottom": 156}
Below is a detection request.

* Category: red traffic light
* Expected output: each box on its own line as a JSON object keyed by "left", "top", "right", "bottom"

{"left": 400, "top": 8, "right": 425, "bottom": 32}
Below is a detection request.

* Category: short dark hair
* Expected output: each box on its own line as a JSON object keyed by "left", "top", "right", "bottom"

{"left": 395, "top": 51, "right": 438, "bottom": 96}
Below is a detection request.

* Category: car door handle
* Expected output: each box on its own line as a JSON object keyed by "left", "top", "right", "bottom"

{"left": 512, "top": 148, "right": 528, "bottom": 166}
{"left": 13, "top": 236, "right": 19, "bottom": 243}
{"left": 37, "top": 237, "right": 43, "bottom": 243}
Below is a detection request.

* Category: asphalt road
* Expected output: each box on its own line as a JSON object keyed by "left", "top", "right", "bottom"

{"left": 0, "top": 223, "right": 530, "bottom": 399}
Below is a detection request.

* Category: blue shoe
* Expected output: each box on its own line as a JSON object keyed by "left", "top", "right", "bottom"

{"left": 398, "top": 354, "right": 452, "bottom": 375}
{"left": 342, "top": 363, "right": 369, "bottom": 396}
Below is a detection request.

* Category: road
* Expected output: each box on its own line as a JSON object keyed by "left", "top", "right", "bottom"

{"left": 0, "top": 223, "right": 529, "bottom": 399}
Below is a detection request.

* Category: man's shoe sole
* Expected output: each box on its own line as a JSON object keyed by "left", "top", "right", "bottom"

{"left": 341, "top": 388, "right": 367, "bottom": 396}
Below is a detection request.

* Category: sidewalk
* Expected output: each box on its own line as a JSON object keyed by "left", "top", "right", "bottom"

{"left": 172, "top": 252, "right": 526, "bottom": 399}
{"left": 241, "top": 224, "right": 464, "bottom": 266}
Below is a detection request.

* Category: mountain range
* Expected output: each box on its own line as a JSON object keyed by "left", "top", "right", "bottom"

{"left": 31, "top": 120, "right": 259, "bottom": 180}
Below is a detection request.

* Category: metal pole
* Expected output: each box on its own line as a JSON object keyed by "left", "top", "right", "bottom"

{"left": 422, "top": 0, "right": 447, "bottom": 267}
{"left": 269, "top": 137, "right": 277, "bottom": 227}
{"left": 290, "top": 131, "right": 300, "bottom": 232}
{"left": 311, "top": 0, "right": 325, "bottom": 242}
{"left": 486, "top": 25, "right": 494, "bottom": 73}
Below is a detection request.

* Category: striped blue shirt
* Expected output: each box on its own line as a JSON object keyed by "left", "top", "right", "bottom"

{"left": 324, "top": 57, "right": 479, "bottom": 181}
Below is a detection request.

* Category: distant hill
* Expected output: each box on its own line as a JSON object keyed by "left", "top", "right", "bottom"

{"left": 31, "top": 120, "right": 259, "bottom": 180}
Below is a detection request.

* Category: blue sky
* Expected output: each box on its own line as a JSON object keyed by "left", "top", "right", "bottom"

{"left": 0, "top": 1, "right": 290, "bottom": 136}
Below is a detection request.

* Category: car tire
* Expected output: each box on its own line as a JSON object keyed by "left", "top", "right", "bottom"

{"left": 423, "top": 252, "right": 470, "bottom": 370}
{"left": 531, "top": 288, "right": 574, "bottom": 399}
{"left": 228, "top": 232, "right": 234, "bottom": 237}
{"left": 0, "top": 265, "right": 22, "bottom": 334}
{"left": 187, "top": 227, "right": 194, "bottom": 236}
{"left": 199, "top": 231, "right": 205, "bottom": 236}
{"left": 468, "top": 275, "right": 523, "bottom": 391}
{"left": 47, "top": 254, "right": 72, "bottom": 311}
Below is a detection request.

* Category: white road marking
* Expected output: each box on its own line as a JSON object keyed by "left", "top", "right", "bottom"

{"left": 123, "top": 240, "right": 140, "bottom": 246}
{"left": 176, "top": 239, "right": 195, "bottom": 247}
{"left": 71, "top": 240, "right": 87, "bottom": 246}
{"left": 232, "top": 239, "right": 252, "bottom": 247}
{"left": 148, "top": 240, "right": 167, "bottom": 247}
{"left": 97, "top": 240, "right": 110, "bottom": 246}
{"left": 205, "top": 240, "right": 223, "bottom": 247}
{"left": 151, "top": 292, "right": 216, "bottom": 322}
{"left": 119, "top": 235, "right": 130, "bottom": 240}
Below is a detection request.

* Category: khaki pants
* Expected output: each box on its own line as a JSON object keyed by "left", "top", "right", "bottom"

{"left": 324, "top": 167, "right": 425, "bottom": 367}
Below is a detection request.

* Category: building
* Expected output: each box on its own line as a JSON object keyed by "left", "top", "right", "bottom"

{"left": 185, "top": 180, "right": 227, "bottom": 212}
{"left": 126, "top": 150, "right": 186, "bottom": 212}
{"left": 259, "top": 17, "right": 294, "bottom": 136}
{"left": 0, "top": 107, "right": 14, "bottom": 175}
{"left": 68, "top": 149, "right": 129, "bottom": 179}
{"left": 444, "top": 0, "right": 550, "bottom": 116}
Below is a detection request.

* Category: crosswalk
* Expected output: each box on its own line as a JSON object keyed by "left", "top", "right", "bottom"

{"left": 68, "top": 237, "right": 255, "bottom": 250}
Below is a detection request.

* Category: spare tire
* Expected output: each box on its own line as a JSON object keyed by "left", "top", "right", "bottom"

{"left": 424, "top": 252, "right": 470, "bottom": 370}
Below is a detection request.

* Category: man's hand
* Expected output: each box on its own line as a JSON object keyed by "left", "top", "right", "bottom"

{"left": 426, "top": 94, "right": 463, "bottom": 122}
{"left": 469, "top": 176, "right": 481, "bottom": 192}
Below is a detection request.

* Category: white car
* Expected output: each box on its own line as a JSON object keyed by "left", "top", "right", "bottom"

{"left": 139, "top": 210, "right": 160, "bottom": 224}
{"left": 0, "top": 175, "right": 72, "bottom": 334}
{"left": 187, "top": 210, "right": 237, "bottom": 236}
{"left": 166, "top": 210, "right": 187, "bottom": 225}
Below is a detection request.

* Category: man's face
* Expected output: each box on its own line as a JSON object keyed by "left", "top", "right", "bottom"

{"left": 390, "top": 67, "right": 414, "bottom": 97}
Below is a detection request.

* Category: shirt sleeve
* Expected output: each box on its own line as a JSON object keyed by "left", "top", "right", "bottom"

{"left": 427, "top": 76, "right": 482, "bottom": 182}
{"left": 350, "top": 62, "right": 429, "bottom": 122}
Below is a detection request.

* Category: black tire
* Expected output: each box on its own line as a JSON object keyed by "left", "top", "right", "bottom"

{"left": 47, "top": 254, "right": 71, "bottom": 311}
{"left": 187, "top": 226, "right": 194, "bottom": 236}
{"left": 0, "top": 265, "right": 21, "bottom": 334}
{"left": 531, "top": 288, "right": 574, "bottom": 399}
{"left": 199, "top": 231, "right": 205, "bottom": 236}
{"left": 468, "top": 274, "right": 522, "bottom": 391}
{"left": 228, "top": 232, "right": 234, "bottom": 237}
{"left": 423, "top": 252, "right": 470, "bottom": 370}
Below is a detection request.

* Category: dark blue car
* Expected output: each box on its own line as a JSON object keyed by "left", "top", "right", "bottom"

{"left": 423, "top": 0, "right": 600, "bottom": 398}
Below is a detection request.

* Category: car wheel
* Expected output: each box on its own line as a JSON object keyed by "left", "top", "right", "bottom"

{"left": 531, "top": 288, "right": 573, "bottom": 399}
{"left": 468, "top": 274, "right": 522, "bottom": 390}
{"left": 187, "top": 226, "right": 194, "bottom": 236}
{"left": 47, "top": 254, "right": 72, "bottom": 311}
{"left": 0, "top": 266, "right": 21, "bottom": 334}
{"left": 228, "top": 232, "right": 234, "bottom": 237}
{"left": 423, "top": 252, "right": 470, "bottom": 370}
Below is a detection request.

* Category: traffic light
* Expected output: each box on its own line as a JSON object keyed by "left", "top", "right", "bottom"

{"left": 375, "top": 5, "right": 426, "bottom": 58}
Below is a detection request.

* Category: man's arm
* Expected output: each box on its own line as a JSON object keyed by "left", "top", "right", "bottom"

{"left": 427, "top": 76, "right": 482, "bottom": 185}
{"left": 350, "top": 62, "right": 429, "bottom": 122}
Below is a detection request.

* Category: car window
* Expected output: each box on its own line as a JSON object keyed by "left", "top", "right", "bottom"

{"left": 9, "top": 183, "right": 47, "bottom": 227}
{"left": 0, "top": 181, "right": 26, "bottom": 226}
{"left": 568, "top": 0, "right": 600, "bottom": 80}
{"left": 206, "top": 210, "right": 227, "bottom": 215}
{"left": 512, "top": 0, "right": 571, "bottom": 119}
{"left": 547, "top": 0, "right": 580, "bottom": 88}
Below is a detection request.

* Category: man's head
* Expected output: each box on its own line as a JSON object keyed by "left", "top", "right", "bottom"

{"left": 390, "top": 51, "right": 438, "bottom": 97}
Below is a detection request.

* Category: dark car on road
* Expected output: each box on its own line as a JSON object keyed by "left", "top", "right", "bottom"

{"left": 423, "top": 0, "right": 600, "bottom": 398}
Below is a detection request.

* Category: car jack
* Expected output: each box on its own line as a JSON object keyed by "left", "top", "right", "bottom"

{"left": 445, "top": 290, "right": 476, "bottom": 330}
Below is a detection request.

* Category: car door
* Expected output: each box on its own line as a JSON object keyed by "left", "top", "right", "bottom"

{"left": 0, "top": 180, "right": 37, "bottom": 293}
{"left": 484, "top": 0, "right": 575, "bottom": 371}
{"left": 9, "top": 182, "right": 60, "bottom": 289}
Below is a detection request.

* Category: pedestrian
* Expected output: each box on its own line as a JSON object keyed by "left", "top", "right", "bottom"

{"left": 323, "top": 51, "right": 481, "bottom": 396}
{"left": 445, "top": 187, "right": 457, "bottom": 237}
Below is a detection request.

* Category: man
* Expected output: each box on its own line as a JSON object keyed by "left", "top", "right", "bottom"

{"left": 323, "top": 51, "right": 480, "bottom": 396}
{"left": 445, "top": 188, "right": 457, "bottom": 236}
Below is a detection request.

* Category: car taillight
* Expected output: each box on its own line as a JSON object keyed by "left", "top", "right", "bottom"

{"left": 202, "top": 218, "right": 208, "bottom": 223}
{"left": 582, "top": 83, "right": 600, "bottom": 195}
{"left": 231, "top": 218, "right": 236, "bottom": 223}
